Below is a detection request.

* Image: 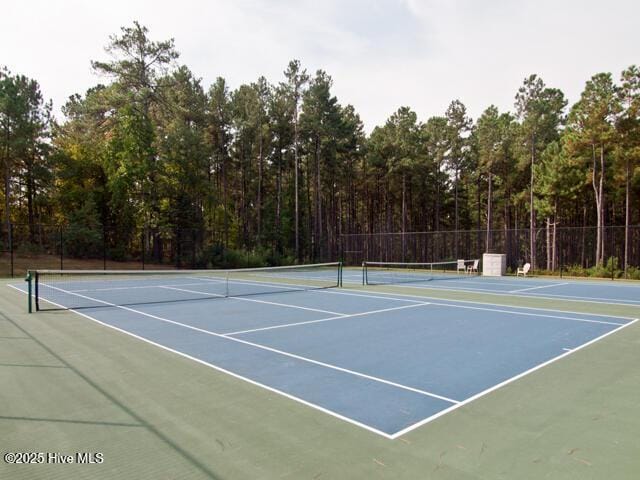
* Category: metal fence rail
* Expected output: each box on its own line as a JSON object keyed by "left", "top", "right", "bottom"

{"left": 0, "top": 223, "right": 204, "bottom": 277}
{"left": 3, "top": 223, "right": 640, "bottom": 279}
{"left": 339, "top": 225, "right": 640, "bottom": 278}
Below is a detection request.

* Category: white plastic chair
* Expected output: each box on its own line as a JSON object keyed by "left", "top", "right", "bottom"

{"left": 467, "top": 259, "right": 479, "bottom": 274}
{"left": 517, "top": 263, "right": 531, "bottom": 277}
{"left": 457, "top": 259, "right": 466, "bottom": 273}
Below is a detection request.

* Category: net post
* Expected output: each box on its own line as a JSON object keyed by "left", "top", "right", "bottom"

{"left": 26, "top": 271, "right": 32, "bottom": 313}
{"left": 362, "top": 261, "right": 366, "bottom": 285}
{"left": 34, "top": 271, "right": 40, "bottom": 312}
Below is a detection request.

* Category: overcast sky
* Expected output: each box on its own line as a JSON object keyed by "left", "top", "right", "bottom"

{"left": 1, "top": 0, "right": 638, "bottom": 131}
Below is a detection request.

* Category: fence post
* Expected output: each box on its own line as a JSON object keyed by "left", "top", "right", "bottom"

{"left": 103, "top": 226, "right": 107, "bottom": 270}
{"left": 60, "top": 225, "right": 63, "bottom": 270}
{"left": 9, "top": 222, "right": 13, "bottom": 278}
{"left": 192, "top": 229, "right": 196, "bottom": 269}
{"left": 141, "top": 230, "right": 145, "bottom": 270}
{"left": 559, "top": 234, "right": 563, "bottom": 279}
{"left": 611, "top": 231, "right": 615, "bottom": 281}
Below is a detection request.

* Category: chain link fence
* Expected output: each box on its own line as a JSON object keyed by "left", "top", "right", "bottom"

{"left": 0, "top": 223, "right": 205, "bottom": 277}
{"left": 3, "top": 223, "right": 640, "bottom": 279}
{"left": 0, "top": 222, "right": 296, "bottom": 277}
{"left": 340, "top": 225, "right": 640, "bottom": 278}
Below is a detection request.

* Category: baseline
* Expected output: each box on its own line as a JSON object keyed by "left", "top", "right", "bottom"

{"left": 389, "top": 317, "right": 639, "bottom": 439}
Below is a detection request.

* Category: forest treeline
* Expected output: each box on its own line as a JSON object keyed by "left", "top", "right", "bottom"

{"left": 1, "top": 22, "right": 639, "bottom": 270}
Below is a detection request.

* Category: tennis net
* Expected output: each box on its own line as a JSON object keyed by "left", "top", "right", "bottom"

{"left": 28, "top": 262, "right": 342, "bottom": 312}
{"left": 362, "top": 260, "right": 478, "bottom": 285}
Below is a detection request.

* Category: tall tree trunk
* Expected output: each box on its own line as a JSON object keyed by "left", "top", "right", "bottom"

{"left": 504, "top": 192, "right": 509, "bottom": 267}
{"left": 486, "top": 170, "right": 492, "bottom": 252}
{"left": 581, "top": 205, "right": 587, "bottom": 267}
{"left": 454, "top": 168, "right": 459, "bottom": 258}
{"left": 241, "top": 147, "right": 247, "bottom": 248}
{"left": 546, "top": 217, "right": 551, "bottom": 271}
{"left": 552, "top": 198, "right": 558, "bottom": 271}
{"left": 276, "top": 151, "right": 282, "bottom": 252}
{"left": 476, "top": 175, "right": 481, "bottom": 258}
{"left": 402, "top": 173, "right": 406, "bottom": 260}
{"left": 315, "top": 135, "right": 322, "bottom": 260}
{"left": 435, "top": 160, "right": 441, "bottom": 259}
{"left": 591, "top": 142, "right": 607, "bottom": 266}
{"left": 221, "top": 147, "right": 228, "bottom": 248}
{"left": 530, "top": 138, "right": 536, "bottom": 270}
{"left": 294, "top": 104, "right": 300, "bottom": 261}
{"left": 4, "top": 128, "right": 11, "bottom": 242}
{"left": 473, "top": 175, "right": 482, "bottom": 258}
{"left": 26, "top": 156, "right": 35, "bottom": 242}
{"left": 306, "top": 155, "right": 313, "bottom": 260}
{"left": 363, "top": 155, "right": 369, "bottom": 235}
{"left": 624, "top": 157, "right": 630, "bottom": 273}
{"left": 257, "top": 131, "right": 263, "bottom": 246}
{"left": 599, "top": 143, "right": 605, "bottom": 266}
{"left": 592, "top": 144, "right": 601, "bottom": 266}
{"left": 207, "top": 156, "right": 213, "bottom": 238}
{"left": 435, "top": 161, "right": 441, "bottom": 232}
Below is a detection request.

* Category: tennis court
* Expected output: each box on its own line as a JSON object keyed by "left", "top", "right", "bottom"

{"left": 345, "top": 263, "right": 640, "bottom": 306}
{"left": 9, "top": 264, "right": 637, "bottom": 439}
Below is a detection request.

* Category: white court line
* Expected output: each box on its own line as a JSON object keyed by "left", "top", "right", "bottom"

{"left": 71, "top": 273, "right": 333, "bottom": 295}
{"left": 32, "top": 283, "right": 459, "bottom": 406}
{"left": 8, "top": 282, "right": 639, "bottom": 439}
{"left": 361, "top": 281, "right": 640, "bottom": 308}
{"left": 159, "top": 285, "right": 345, "bottom": 317}
{"left": 309, "top": 274, "right": 640, "bottom": 303}
{"left": 389, "top": 317, "right": 639, "bottom": 439}
{"left": 370, "top": 276, "right": 533, "bottom": 288}
{"left": 18, "top": 275, "right": 639, "bottom": 321}
{"left": 517, "top": 290, "right": 640, "bottom": 305}
{"left": 509, "top": 282, "right": 569, "bottom": 293}
{"left": 72, "top": 274, "right": 322, "bottom": 294}
{"left": 178, "top": 273, "right": 640, "bottom": 312}
{"left": 223, "top": 302, "right": 431, "bottom": 336}
{"left": 319, "top": 290, "right": 427, "bottom": 304}
{"left": 48, "top": 275, "right": 345, "bottom": 316}
{"left": 5, "top": 284, "right": 395, "bottom": 439}
{"left": 344, "top": 269, "right": 640, "bottom": 289}
{"left": 196, "top": 275, "right": 341, "bottom": 293}
{"left": 317, "top": 288, "right": 636, "bottom": 321}
{"left": 424, "top": 301, "right": 624, "bottom": 326}
{"left": 73, "top": 280, "right": 225, "bottom": 293}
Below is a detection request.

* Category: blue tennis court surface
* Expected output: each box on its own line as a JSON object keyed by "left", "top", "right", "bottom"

{"left": 9, "top": 272, "right": 638, "bottom": 439}
{"left": 341, "top": 268, "right": 640, "bottom": 306}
